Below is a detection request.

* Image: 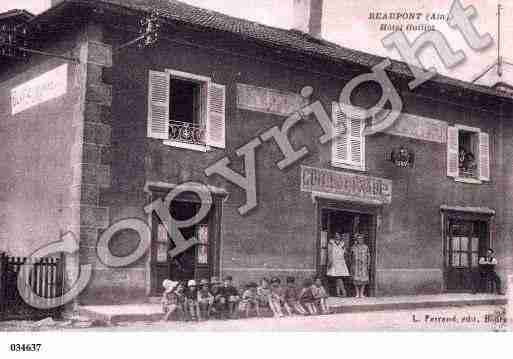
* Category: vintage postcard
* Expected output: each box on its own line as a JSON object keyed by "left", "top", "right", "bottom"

{"left": 0, "top": 0, "right": 512, "bottom": 352}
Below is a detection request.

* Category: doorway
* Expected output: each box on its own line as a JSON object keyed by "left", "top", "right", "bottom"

{"left": 444, "top": 217, "right": 490, "bottom": 292}
{"left": 317, "top": 200, "right": 377, "bottom": 297}
{"left": 149, "top": 191, "right": 222, "bottom": 296}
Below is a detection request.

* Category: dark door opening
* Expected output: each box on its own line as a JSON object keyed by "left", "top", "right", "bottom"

{"left": 445, "top": 218, "right": 489, "bottom": 292}
{"left": 150, "top": 197, "right": 218, "bottom": 296}
{"left": 318, "top": 206, "right": 376, "bottom": 297}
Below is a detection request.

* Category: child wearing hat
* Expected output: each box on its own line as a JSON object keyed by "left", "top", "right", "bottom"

{"left": 161, "top": 280, "right": 182, "bottom": 321}
{"left": 298, "top": 278, "right": 317, "bottom": 315}
{"left": 283, "top": 276, "right": 307, "bottom": 315}
{"left": 269, "top": 277, "right": 285, "bottom": 317}
{"left": 238, "top": 282, "right": 260, "bottom": 318}
{"left": 185, "top": 279, "right": 200, "bottom": 321}
{"left": 222, "top": 275, "right": 240, "bottom": 319}
{"left": 197, "top": 279, "right": 214, "bottom": 320}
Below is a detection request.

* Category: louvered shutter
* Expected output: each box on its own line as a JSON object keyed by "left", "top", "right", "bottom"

{"left": 206, "top": 83, "right": 226, "bottom": 148}
{"left": 447, "top": 126, "right": 459, "bottom": 178}
{"left": 147, "top": 70, "right": 170, "bottom": 139}
{"left": 331, "top": 102, "right": 348, "bottom": 165}
{"left": 348, "top": 115, "right": 364, "bottom": 167}
{"left": 478, "top": 132, "right": 490, "bottom": 181}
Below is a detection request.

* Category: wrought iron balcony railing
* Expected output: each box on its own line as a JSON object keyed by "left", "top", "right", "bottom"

{"left": 169, "top": 120, "right": 205, "bottom": 146}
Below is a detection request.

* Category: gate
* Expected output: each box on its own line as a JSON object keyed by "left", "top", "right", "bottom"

{"left": 0, "top": 253, "right": 65, "bottom": 321}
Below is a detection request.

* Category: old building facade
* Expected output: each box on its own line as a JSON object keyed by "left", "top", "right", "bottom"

{"left": 1, "top": 0, "right": 512, "bottom": 305}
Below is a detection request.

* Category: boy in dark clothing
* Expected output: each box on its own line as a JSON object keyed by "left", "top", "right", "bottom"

{"left": 185, "top": 279, "right": 200, "bottom": 321}
{"left": 223, "top": 275, "right": 240, "bottom": 319}
{"left": 298, "top": 278, "right": 317, "bottom": 315}
{"left": 197, "top": 279, "right": 214, "bottom": 320}
{"left": 209, "top": 276, "right": 226, "bottom": 319}
{"left": 283, "top": 276, "right": 307, "bottom": 315}
{"left": 474, "top": 248, "right": 504, "bottom": 295}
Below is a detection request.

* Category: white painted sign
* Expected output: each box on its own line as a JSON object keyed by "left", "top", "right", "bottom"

{"left": 11, "top": 64, "right": 68, "bottom": 115}
{"left": 377, "top": 112, "right": 447, "bottom": 143}
{"left": 237, "top": 83, "right": 308, "bottom": 116}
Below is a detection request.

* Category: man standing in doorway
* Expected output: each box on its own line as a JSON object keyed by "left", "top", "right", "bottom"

{"left": 475, "top": 248, "right": 504, "bottom": 295}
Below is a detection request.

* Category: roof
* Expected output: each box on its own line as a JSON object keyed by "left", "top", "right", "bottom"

{"left": 0, "top": 9, "right": 34, "bottom": 22}
{"left": 31, "top": 0, "right": 513, "bottom": 101}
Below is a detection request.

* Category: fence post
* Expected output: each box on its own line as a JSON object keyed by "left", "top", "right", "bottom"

{"left": 0, "top": 252, "right": 5, "bottom": 320}
{"left": 57, "top": 252, "right": 65, "bottom": 315}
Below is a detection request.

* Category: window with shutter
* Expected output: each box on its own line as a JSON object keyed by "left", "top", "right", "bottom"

{"left": 448, "top": 125, "right": 490, "bottom": 183}
{"left": 331, "top": 103, "right": 365, "bottom": 170}
{"left": 206, "top": 83, "right": 226, "bottom": 149}
{"left": 478, "top": 132, "right": 490, "bottom": 181}
{"left": 331, "top": 102, "right": 348, "bottom": 165}
{"left": 446, "top": 126, "right": 459, "bottom": 178}
{"left": 147, "top": 70, "right": 170, "bottom": 140}
{"left": 147, "top": 69, "right": 226, "bottom": 152}
{"left": 349, "top": 116, "right": 364, "bottom": 166}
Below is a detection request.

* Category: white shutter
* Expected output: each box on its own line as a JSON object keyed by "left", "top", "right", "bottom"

{"left": 331, "top": 102, "right": 348, "bottom": 165}
{"left": 206, "top": 82, "right": 226, "bottom": 149}
{"left": 147, "top": 70, "right": 170, "bottom": 139}
{"left": 447, "top": 126, "right": 459, "bottom": 178}
{"left": 348, "top": 115, "right": 364, "bottom": 167}
{"left": 478, "top": 132, "right": 490, "bottom": 181}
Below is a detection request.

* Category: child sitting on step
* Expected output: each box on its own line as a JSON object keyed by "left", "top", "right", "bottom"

{"left": 161, "top": 280, "right": 183, "bottom": 321}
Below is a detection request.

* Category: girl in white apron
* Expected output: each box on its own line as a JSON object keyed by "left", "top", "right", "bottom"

{"left": 327, "top": 232, "right": 350, "bottom": 297}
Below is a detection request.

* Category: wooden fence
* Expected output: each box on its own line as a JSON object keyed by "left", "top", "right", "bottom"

{"left": 0, "top": 253, "right": 64, "bottom": 320}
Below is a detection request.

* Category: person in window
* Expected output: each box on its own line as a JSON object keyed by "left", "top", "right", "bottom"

{"left": 476, "top": 248, "right": 504, "bottom": 295}
{"left": 458, "top": 147, "right": 466, "bottom": 171}
{"left": 326, "top": 232, "right": 350, "bottom": 297}
{"left": 463, "top": 152, "right": 477, "bottom": 173}
{"left": 351, "top": 233, "right": 370, "bottom": 298}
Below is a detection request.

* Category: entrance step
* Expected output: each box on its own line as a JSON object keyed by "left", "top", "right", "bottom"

{"left": 78, "top": 293, "right": 506, "bottom": 325}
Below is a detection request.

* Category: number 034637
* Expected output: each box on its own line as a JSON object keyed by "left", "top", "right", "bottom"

{"left": 9, "top": 344, "right": 42, "bottom": 352}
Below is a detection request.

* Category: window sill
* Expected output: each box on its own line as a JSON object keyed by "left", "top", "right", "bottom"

{"left": 163, "top": 140, "right": 210, "bottom": 152}
{"left": 331, "top": 162, "right": 366, "bottom": 172}
{"left": 454, "top": 177, "right": 482, "bottom": 184}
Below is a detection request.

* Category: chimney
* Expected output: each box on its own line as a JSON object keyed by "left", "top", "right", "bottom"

{"left": 51, "top": 0, "right": 64, "bottom": 6}
{"left": 292, "top": 0, "right": 324, "bottom": 38}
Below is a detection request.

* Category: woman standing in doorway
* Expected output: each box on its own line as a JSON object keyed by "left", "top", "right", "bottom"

{"left": 326, "top": 232, "right": 350, "bottom": 297}
{"left": 351, "top": 233, "right": 370, "bottom": 298}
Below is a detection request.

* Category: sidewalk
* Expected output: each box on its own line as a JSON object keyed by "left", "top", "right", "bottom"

{"left": 78, "top": 293, "right": 507, "bottom": 325}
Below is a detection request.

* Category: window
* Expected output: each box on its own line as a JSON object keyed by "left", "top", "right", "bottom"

{"left": 196, "top": 224, "right": 209, "bottom": 264}
{"left": 147, "top": 69, "right": 226, "bottom": 151}
{"left": 447, "top": 125, "right": 490, "bottom": 183}
{"left": 331, "top": 102, "right": 366, "bottom": 170}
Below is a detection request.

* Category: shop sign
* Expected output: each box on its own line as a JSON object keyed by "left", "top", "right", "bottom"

{"left": 301, "top": 165, "right": 392, "bottom": 204}
{"left": 11, "top": 63, "right": 68, "bottom": 115}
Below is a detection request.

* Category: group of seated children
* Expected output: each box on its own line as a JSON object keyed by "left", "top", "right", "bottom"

{"left": 161, "top": 275, "right": 331, "bottom": 322}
